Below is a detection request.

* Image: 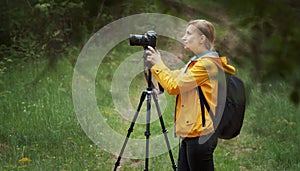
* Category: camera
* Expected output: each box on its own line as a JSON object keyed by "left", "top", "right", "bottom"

{"left": 129, "top": 30, "right": 157, "bottom": 48}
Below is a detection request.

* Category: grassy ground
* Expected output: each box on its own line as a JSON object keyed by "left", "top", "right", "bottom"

{"left": 0, "top": 51, "right": 299, "bottom": 170}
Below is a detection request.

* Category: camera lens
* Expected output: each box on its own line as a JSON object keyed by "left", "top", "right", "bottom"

{"left": 129, "top": 31, "right": 156, "bottom": 48}
{"left": 129, "top": 34, "right": 144, "bottom": 46}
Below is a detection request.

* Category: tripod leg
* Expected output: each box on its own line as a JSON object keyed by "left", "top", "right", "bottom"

{"left": 152, "top": 93, "right": 177, "bottom": 171}
{"left": 144, "top": 89, "right": 152, "bottom": 171}
{"left": 114, "top": 91, "right": 147, "bottom": 171}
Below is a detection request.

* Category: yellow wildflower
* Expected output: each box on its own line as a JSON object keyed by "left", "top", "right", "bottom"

{"left": 18, "top": 157, "right": 32, "bottom": 163}
{"left": 18, "top": 165, "right": 27, "bottom": 169}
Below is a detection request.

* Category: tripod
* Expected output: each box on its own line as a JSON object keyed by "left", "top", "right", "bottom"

{"left": 113, "top": 50, "right": 177, "bottom": 171}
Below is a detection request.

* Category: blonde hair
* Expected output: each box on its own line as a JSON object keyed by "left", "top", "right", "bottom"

{"left": 188, "top": 19, "right": 215, "bottom": 50}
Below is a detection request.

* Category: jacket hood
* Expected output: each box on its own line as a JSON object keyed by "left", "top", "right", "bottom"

{"left": 207, "top": 56, "right": 236, "bottom": 75}
{"left": 192, "top": 51, "right": 236, "bottom": 75}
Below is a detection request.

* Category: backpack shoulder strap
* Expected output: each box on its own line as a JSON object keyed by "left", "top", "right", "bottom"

{"left": 197, "top": 86, "right": 214, "bottom": 127}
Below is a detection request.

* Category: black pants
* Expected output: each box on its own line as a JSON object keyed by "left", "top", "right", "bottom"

{"left": 177, "top": 133, "right": 218, "bottom": 171}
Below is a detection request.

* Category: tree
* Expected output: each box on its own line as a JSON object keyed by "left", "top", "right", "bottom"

{"left": 219, "top": 0, "right": 300, "bottom": 104}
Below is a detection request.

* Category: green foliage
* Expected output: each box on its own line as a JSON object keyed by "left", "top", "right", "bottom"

{"left": 1, "top": 1, "right": 300, "bottom": 169}
{"left": 0, "top": 0, "right": 163, "bottom": 72}
{"left": 213, "top": 67, "right": 300, "bottom": 171}
{"left": 218, "top": 0, "right": 300, "bottom": 104}
{"left": 0, "top": 0, "right": 89, "bottom": 69}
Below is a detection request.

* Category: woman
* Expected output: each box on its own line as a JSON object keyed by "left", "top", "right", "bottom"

{"left": 146, "top": 19, "right": 236, "bottom": 171}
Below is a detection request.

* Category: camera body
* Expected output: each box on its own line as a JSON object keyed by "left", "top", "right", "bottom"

{"left": 129, "top": 30, "right": 157, "bottom": 48}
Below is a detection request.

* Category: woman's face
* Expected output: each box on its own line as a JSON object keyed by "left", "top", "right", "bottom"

{"left": 182, "top": 25, "right": 204, "bottom": 54}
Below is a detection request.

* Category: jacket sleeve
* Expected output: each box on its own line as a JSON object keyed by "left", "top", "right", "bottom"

{"left": 151, "top": 60, "right": 209, "bottom": 95}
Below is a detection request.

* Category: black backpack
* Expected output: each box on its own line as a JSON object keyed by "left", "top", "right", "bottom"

{"left": 197, "top": 72, "right": 246, "bottom": 139}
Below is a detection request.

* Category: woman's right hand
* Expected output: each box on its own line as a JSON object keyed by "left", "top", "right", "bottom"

{"left": 145, "top": 46, "right": 162, "bottom": 65}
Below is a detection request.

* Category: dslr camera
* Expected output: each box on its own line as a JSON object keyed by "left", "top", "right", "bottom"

{"left": 129, "top": 30, "right": 157, "bottom": 48}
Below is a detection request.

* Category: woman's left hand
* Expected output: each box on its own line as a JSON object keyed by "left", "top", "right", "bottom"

{"left": 146, "top": 46, "right": 162, "bottom": 65}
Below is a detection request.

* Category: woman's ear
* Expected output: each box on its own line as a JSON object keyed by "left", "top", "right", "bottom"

{"left": 199, "top": 35, "right": 206, "bottom": 44}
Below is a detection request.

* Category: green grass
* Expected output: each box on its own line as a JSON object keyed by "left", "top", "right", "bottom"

{"left": 0, "top": 49, "right": 299, "bottom": 170}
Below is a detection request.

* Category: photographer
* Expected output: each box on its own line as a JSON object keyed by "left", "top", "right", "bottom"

{"left": 146, "top": 19, "right": 236, "bottom": 171}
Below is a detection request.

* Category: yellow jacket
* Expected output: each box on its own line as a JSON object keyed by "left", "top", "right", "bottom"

{"left": 151, "top": 55, "right": 236, "bottom": 138}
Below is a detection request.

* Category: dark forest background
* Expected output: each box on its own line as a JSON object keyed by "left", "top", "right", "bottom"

{"left": 1, "top": 0, "right": 300, "bottom": 104}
